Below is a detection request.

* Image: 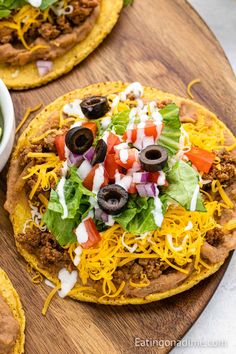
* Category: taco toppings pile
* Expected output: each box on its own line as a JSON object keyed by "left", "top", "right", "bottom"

{"left": 0, "top": 0, "right": 123, "bottom": 89}
{"left": 5, "top": 82, "right": 236, "bottom": 304}
{"left": 0, "top": 0, "right": 100, "bottom": 73}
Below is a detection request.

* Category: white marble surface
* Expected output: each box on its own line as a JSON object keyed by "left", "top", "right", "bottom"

{"left": 173, "top": 1, "right": 236, "bottom": 353}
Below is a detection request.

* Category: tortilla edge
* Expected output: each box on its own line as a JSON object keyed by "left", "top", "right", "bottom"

{"left": 0, "top": 268, "right": 25, "bottom": 354}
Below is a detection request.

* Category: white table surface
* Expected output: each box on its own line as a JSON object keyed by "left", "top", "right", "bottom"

{"left": 173, "top": 1, "right": 236, "bottom": 353}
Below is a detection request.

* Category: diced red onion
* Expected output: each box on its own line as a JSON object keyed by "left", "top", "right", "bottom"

{"left": 133, "top": 172, "right": 150, "bottom": 183}
{"left": 77, "top": 160, "right": 92, "bottom": 180}
{"left": 36, "top": 60, "right": 53, "bottom": 77}
{"left": 136, "top": 183, "right": 156, "bottom": 197}
{"left": 83, "top": 147, "right": 95, "bottom": 162}
{"left": 95, "top": 208, "right": 109, "bottom": 223}
{"left": 69, "top": 152, "right": 83, "bottom": 167}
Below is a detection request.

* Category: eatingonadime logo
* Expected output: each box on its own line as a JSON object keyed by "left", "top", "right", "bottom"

{"left": 134, "top": 337, "right": 228, "bottom": 348}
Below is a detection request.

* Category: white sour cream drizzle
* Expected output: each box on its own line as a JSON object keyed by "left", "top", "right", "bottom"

{"left": 56, "top": 176, "right": 68, "bottom": 219}
{"left": 63, "top": 99, "right": 85, "bottom": 117}
{"left": 157, "top": 171, "right": 166, "bottom": 186}
{"left": 185, "top": 221, "right": 193, "bottom": 231}
{"left": 115, "top": 173, "right": 132, "bottom": 191}
{"left": 190, "top": 184, "right": 200, "bottom": 211}
{"left": 120, "top": 82, "right": 144, "bottom": 101}
{"left": 58, "top": 268, "right": 78, "bottom": 298}
{"left": 101, "top": 116, "right": 111, "bottom": 129}
{"left": 73, "top": 246, "right": 83, "bottom": 267}
{"left": 77, "top": 160, "right": 92, "bottom": 180}
{"left": 152, "top": 188, "right": 164, "bottom": 227}
{"left": 119, "top": 149, "right": 129, "bottom": 164}
{"left": 122, "top": 232, "right": 138, "bottom": 253}
{"left": 23, "top": 203, "right": 46, "bottom": 233}
{"left": 102, "top": 131, "right": 110, "bottom": 144}
{"left": 106, "top": 215, "right": 115, "bottom": 226}
{"left": 114, "top": 142, "right": 129, "bottom": 151}
{"left": 92, "top": 165, "right": 105, "bottom": 193}
{"left": 45, "top": 279, "right": 55, "bottom": 289}
{"left": 166, "top": 234, "right": 189, "bottom": 252}
{"left": 75, "top": 221, "right": 89, "bottom": 244}
{"left": 28, "top": 0, "right": 42, "bottom": 7}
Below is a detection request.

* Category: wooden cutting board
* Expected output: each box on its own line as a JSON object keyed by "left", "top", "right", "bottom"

{"left": 0, "top": 0, "right": 236, "bottom": 353}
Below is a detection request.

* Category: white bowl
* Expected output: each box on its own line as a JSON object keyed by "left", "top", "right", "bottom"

{"left": 0, "top": 79, "right": 15, "bottom": 172}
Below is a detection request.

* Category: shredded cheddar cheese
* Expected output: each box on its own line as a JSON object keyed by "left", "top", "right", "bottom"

{"left": 187, "top": 79, "right": 201, "bottom": 99}
{"left": 0, "top": 5, "right": 50, "bottom": 51}
{"left": 183, "top": 112, "right": 236, "bottom": 151}
{"left": 42, "top": 283, "right": 61, "bottom": 316}
{"left": 67, "top": 202, "right": 219, "bottom": 297}
{"left": 211, "top": 180, "right": 234, "bottom": 209}
{"left": 16, "top": 103, "right": 42, "bottom": 133}
{"left": 23, "top": 155, "right": 62, "bottom": 200}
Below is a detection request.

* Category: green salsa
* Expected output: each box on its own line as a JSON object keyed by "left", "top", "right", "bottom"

{"left": 0, "top": 107, "right": 3, "bottom": 142}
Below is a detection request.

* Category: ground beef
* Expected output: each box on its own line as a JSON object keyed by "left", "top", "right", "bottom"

{"left": 203, "top": 149, "right": 236, "bottom": 187}
{"left": 16, "top": 229, "right": 73, "bottom": 272}
{"left": 205, "top": 228, "right": 224, "bottom": 247}
{"left": 0, "top": 26, "right": 16, "bottom": 44}
{"left": 19, "top": 144, "right": 43, "bottom": 168}
{"left": 38, "top": 23, "right": 60, "bottom": 41}
{"left": 68, "top": 0, "right": 99, "bottom": 25}
{"left": 56, "top": 16, "right": 73, "bottom": 34}
{"left": 112, "top": 258, "right": 169, "bottom": 284}
{"left": 156, "top": 99, "right": 172, "bottom": 109}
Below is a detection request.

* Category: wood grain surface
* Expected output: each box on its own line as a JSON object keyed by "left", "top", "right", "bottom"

{"left": 0, "top": 0, "right": 236, "bottom": 353}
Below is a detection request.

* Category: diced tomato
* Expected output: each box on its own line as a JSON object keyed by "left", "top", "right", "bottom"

{"left": 123, "top": 122, "right": 163, "bottom": 143}
{"left": 55, "top": 135, "right": 66, "bottom": 161}
{"left": 148, "top": 172, "right": 160, "bottom": 183}
{"left": 83, "top": 164, "right": 109, "bottom": 191}
{"left": 81, "top": 218, "right": 101, "bottom": 249}
{"left": 104, "top": 154, "right": 122, "bottom": 181}
{"left": 123, "top": 129, "right": 137, "bottom": 143}
{"left": 144, "top": 121, "right": 163, "bottom": 139}
{"left": 107, "top": 132, "right": 121, "bottom": 154}
{"left": 128, "top": 182, "right": 137, "bottom": 194}
{"left": 115, "top": 148, "right": 139, "bottom": 170}
{"left": 185, "top": 147, "right": 215, "bottom": 173}
{"left": 82, "top": 122, "right": 97, "bottom": 138}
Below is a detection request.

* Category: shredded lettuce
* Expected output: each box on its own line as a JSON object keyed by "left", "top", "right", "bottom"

{"left": 43, "top": 168, "right": 93, "bottom": 246}
{"left": 108, "top": 110, "right": 130, "bottom": 135}
{"left": 165, "top": 160, "right": 206, "bottom": 212}
{"left": 114, "top": 195, "right": 159, "bottom": 234}
{"left": 158, "top": 103, "right": 181, "bottom": 156}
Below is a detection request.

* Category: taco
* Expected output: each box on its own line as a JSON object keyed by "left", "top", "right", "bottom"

{"left": 0, "top": 268, "right": 25, "bottom": 354}
{"left": 5, "top": 82, "right": 236, "bottom": 305}
{"left": 0, "top": 0, "right": 123, "bottom": 90}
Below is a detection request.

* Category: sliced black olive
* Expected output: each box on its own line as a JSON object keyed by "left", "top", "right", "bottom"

{"left": 97, "top": 184, "right": 129, "bottom": 215}
{"left": 91, "top": 139, "right": 107, "bottom": 166}
{"left": 80, "top": 96, "right": 109, "bottom": 119}
{"left": 139, "top": 145, "right": 168, "bottom": 172}
{"left": 65, "top": 126, "right": 94, "bottom": 154}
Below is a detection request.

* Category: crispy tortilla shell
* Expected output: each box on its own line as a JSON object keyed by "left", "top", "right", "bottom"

{"left": 0, "top": 268, "right": 25, "bottom": 353}
{"left": 6, "top": 82, "right": 236, "bottom": 305}
{"left": 0, "top": 0, "right": 123, "bottom": 90}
